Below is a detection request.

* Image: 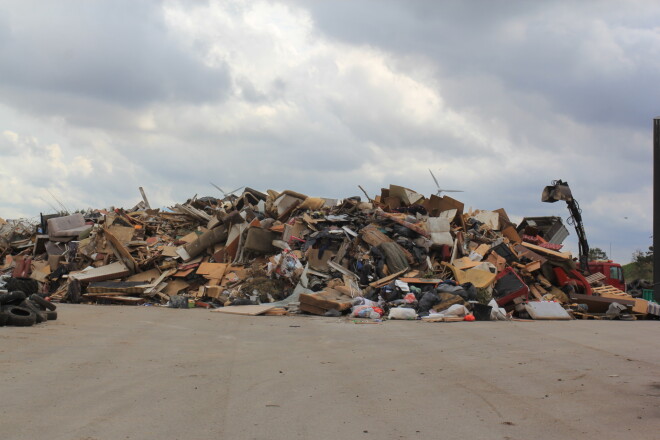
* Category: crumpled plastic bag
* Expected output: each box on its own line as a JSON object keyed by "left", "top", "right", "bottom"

{"left": 351, "top": 305, "right": 384, "bottom": 319}
{"left": 488, "top": 299, "right": 508, "bottom": 320}
{"left": 426, "top": 304, "right": 469, "bottom": 319}
{"left": 267, "top": 249, "right": 303, "bottom": 280}
{"left": 388, "top": 307, "right": 417, "bottom": 320}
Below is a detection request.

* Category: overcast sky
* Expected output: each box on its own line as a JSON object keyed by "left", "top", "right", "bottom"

{"left": 0, "top": 0, "right": 656, "bottom": 263}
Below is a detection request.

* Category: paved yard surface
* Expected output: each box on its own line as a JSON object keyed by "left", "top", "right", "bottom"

{"left": 1, "top": 304, "right": 658, "bottom": 440}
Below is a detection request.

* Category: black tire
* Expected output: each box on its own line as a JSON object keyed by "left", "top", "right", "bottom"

{"left": 45, "top": 310, "right": 58, "bottom": 321}
{"left": 0, "top": 291, "right": 27, "bottom": 306}
{"left": 30, "top": 294, "right": 57, "bottom": 311}
{"left": 0, "top": 310, "right": 8, "bottom": 326}
{"left": 2, "top": 306, "right": 36, "bottom": 327}
{"left": 20, "top": 300, "right": 47, "bottom": 323}
{"left": 5, "top": 278, "right": 39, "bottom": 295}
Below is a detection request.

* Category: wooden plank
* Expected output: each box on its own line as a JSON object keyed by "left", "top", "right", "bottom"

{"left": 70, "top": 261, "right": 130, "bottom": 283}
{"left": 421, "top": 316, "right": 464, "bottom": 322}
{"left": 299, "top": 289, "right": 353, "bottom": 311}
{"left": 368, "top": 268, "right": 409, "bottom": 288}
{"left": 143, "top": 268, "right": 177, "bottom": 295}
{"left": 162, "top": 279, "right": 190, "bottom": 297}
{"left": 595, "top": 289, "right": 649, "bottom": 314}
{"left": 264, "top": 308, "right": 288, "bottom": 316}
{"left": 299, "top": 302, "right": 328, "bottom": 316}
{"left": 570, "top": 293, "right": 635, "bottom": 313}
{"left": 210, "top": 304, "right": 275, "bottom": 316}
{"left": 83, "top": 291, "right": 133, "bottom": 297}
{"left": 521, "top": 242, "right": 572, "bottom": 260}
{"left": 398, "top": 278, "right": 443, "bottom": 285}
{"left": 529, "top": 284, "right": 544, "bottom": 301}
{"left": 126, "top": 268, "right": 161, "bottom": 283}
{"left": 197, "top": 262, "right": 227, "bottom": 275}
{"left": 102, "top": 228, "right": 138, "bottom": 273}
{"left": 91, "top": 295, "right": 146, "bottom": 304}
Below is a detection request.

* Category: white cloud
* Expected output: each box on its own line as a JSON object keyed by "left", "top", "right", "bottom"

{"left": 0, "top": 0, "right": 654, "bottom": 261}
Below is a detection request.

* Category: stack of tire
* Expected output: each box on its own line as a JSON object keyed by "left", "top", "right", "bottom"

{"left": 0, "top": 291, "right": 57, "bottom": 327}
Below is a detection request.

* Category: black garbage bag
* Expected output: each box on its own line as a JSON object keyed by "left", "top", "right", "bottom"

{"left": 459, "top": 282, "right": 478, "bottom": 301}
{"left": 418, "top": 291, "right": 441, "bottom": 317}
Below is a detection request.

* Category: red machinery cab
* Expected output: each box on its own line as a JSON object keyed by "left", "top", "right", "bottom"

{"left": 586, "top": 260, "right": 626, "bottom": 292}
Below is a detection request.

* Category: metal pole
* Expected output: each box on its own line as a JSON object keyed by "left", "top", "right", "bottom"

{"left": 654, "top": 118, "right": 660, "bottom": 302}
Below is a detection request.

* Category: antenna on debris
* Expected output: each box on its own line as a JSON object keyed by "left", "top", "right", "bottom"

{"left": 46, "top": 189, "right": 70, "bottom": 214}
{"left": 428, "top": 169, "right": 464, "bottom": 196}
{"left": 40, "top": 197, "right": 60, "bottom": 213}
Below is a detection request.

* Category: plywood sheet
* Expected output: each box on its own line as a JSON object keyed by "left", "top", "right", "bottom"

{"left": 211, "top": 304, "right": 275, "bottom": 316}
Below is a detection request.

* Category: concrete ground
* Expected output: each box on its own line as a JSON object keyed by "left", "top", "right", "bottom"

{"left": 0, "top": 304, "right": 658, "bottom": 440}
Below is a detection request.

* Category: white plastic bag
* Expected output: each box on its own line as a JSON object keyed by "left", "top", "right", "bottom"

{"left": 488, "top": 299, "right": 508, "bottom": 320}
{"left": 388, "top": 307, "right": 417, "bottom": 320}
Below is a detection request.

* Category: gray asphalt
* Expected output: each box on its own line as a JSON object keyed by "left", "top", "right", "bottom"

{"left": 1, "top": 304, "right": 658, "bottom": 440}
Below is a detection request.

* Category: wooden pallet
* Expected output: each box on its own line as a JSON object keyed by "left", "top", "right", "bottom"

{"left": 585, "top": 272, "right": 606, "bottom": 284}
{"left": 572, "top": 311, "right": 637, "bottom": 321}
{"left": 573, "top": 311, "right": 610, "bottom": 320}
{"left": 592, "top": 285, "right": 626, "bottom": 296}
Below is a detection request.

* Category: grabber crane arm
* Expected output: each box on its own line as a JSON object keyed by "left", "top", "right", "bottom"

{"left": 541, "top": 180, "right": 590, "bottom": 272}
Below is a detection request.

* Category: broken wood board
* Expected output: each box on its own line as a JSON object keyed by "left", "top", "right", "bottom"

{"left": 521, "top": 242, "right": 572, "bottom": 260}
{"left": 299, "top": 289, "right": 353, "bottom": 314}
{"left": 70, "top": 262, "right": 130, "bottom": 283}
{"left": 421, "top": 316, "right": 464, "bottom": 322}
{"left": 569, "top": 293, "right": 635, "bottom": 314}
{"left": 160, "top": 246, "right": 179, "bottom": 258}
{"left": 126, "top": 268, "right": 161, "bottom": 283}
{"left": 398, "top": 278, "right": 443, "bottom": 285}
{"left": 162, "top": 279, "right": 191, "bottom": 297}
{"left": 107, "top": 225, "right": 135, "bottom": 245}
{"left": 368, "top": 268, "right": 409, "bottom": 288}
{"left": 595, "top": 288, "right": 649, "bottom": 314}
{"left": 102, "top": 228, "right": 138, "bottom": 273}
{"left": 444, "top": 262, "right": 497, "bottom": 289}
{"left": 89, "top": 295, "right": 146, "bottom": 304}
{"left": 452, "top": 257, "right": 483, "bottom": 270}
{"left": 143, "top": 269, "right": 177, "bottom": 295}
{"left": 197, "top": 262, "right": 228, "bottom": 276}
{"left": 211, "top": 304, "right": 275, "bottom": 316}
{"left": 83, "top": 291, "right": 137, "bottom": 297}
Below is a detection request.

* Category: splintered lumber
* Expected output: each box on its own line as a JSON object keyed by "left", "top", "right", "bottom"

{"left": 102, "top": 228, "right": 138, "bottom": 273}
{"left": 69, "top": 262, "right": 131, "bottom": 283}
{"left": 368, "top": 268, "right": 409, "bottom": 288}
{"left": 521, "top": 242, "right": 571, "bottom": 260}
{"left": 299, "top": 288, "right": 353, "bottom": 315}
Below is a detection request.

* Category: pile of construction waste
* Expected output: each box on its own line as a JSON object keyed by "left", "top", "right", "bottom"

{"left": 0, "top": 184, "right": 657, "bottom": 323}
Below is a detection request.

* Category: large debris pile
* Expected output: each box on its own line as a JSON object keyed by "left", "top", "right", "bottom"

{"left": 0, "top": 184, "right": 657, "bottom": 322}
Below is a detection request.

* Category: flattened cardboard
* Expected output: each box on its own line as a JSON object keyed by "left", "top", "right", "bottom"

{"left": 211, "top": 304, "right": 275, "bottom": 316}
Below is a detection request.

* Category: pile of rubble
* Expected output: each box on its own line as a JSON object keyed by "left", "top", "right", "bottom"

{"left": 0, "top": 184, "right": 657, "bottom": 323}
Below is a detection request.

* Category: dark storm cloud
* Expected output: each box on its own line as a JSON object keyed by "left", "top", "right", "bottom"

{"left": 0, "top": 0, "right": 230, "bottom": 112}
{"left": 288, "top": 0, "right": 660, "bottom": 130}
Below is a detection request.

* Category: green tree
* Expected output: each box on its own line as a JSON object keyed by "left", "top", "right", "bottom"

{"left": 588, "top": 247, "right": 608, "bottom": 261}
{"left": 632, "top": 246, "right": 653, "bottom": 265}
